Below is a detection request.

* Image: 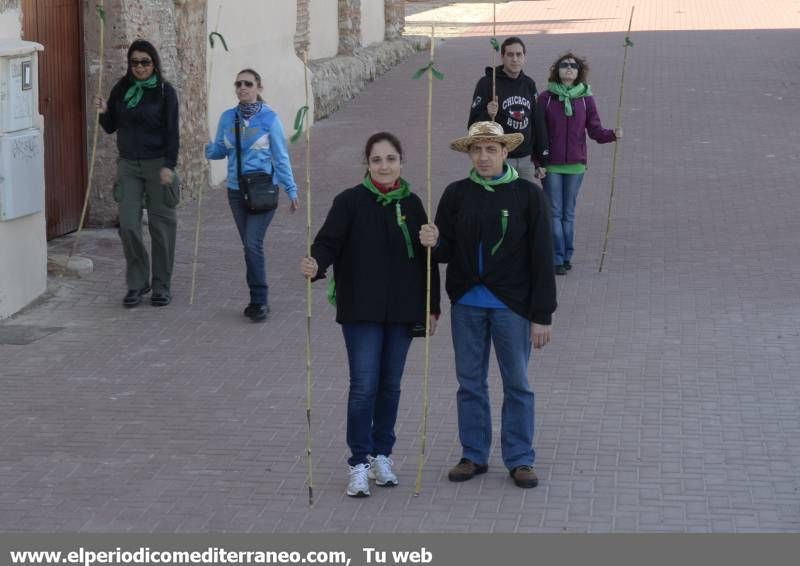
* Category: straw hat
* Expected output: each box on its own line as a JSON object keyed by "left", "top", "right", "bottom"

{"left": 450, "top": 121, "right": 524, "bottom": 153}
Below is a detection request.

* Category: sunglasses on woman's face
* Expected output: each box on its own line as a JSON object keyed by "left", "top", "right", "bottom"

{"left": 559, "top": 62, "right": 579, "bottom": 70}
{"left": 234, "top": 80, "right": 255, "bottom": 88}
{"left": 130, "top": 59, "right": 153, "bottom": 68}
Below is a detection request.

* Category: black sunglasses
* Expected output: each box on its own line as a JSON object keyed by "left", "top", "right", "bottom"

{"left": 130, "top": 58, "right": 153, "bottom": 68}
{"left": 234, "top": 80, "right": 255, "bottom": 88}
{"left": 559, "top": 61, "right": 580, "bottom": 70}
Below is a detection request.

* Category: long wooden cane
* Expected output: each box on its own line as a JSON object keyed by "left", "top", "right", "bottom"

{"left": 599, "top": 6, "right": 635, "bottom": 273}
{"left": 64, "top": 2, "right": 105, "bottom": 273}
{"left": 414, "top": 25, "right": 437, "bottom": 496}
{"left": 491, "top": 2, "right": 497, "bottom": 121}
{"left": 302, "top": 52, "right": 315, "bottom": 507}
{"left": 189, "top": 4, "right": 225, "bottom": 304}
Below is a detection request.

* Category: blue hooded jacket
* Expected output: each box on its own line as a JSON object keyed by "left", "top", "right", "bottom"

{"left": 205, "top": 103, "right": 298, "bottom": 199}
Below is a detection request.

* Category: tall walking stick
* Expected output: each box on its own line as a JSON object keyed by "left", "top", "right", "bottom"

{"left": 303, "top": 52, "right": 314, "bottom": 507}
{"left": 411, "top": 26, "right": 442, "bottom": 496}
{"left": 599, "top": 6, "right": 635, "bottom": 273}
{"left": 290, "top": 52, "right": 314, "bottom": 506}
{"left": 189, "top": 4, "right": 227, "bottom": 304}
{"left": 490, "top": 2, "right": 498, "bottom": 120}
{"left": 64, "top": 2, "right": 105, "bottom": 273}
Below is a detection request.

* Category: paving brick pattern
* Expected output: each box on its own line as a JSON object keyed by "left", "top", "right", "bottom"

{"left": 1, "top": 1, "right": 799, "bottom": 532}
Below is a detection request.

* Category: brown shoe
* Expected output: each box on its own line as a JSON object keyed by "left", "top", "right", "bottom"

{"left": 448, "top": 458, "right": 488, "bottom": 482}
{"left": 509, "top": 465, "right": 539, "bottom": 488}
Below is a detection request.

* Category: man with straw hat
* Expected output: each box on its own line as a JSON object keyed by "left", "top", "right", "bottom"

{"left": 419, "top": 121, "right": 556, "bottom": 488}
{"left": 468, "top": 37, "right": 548, "bottom": 184}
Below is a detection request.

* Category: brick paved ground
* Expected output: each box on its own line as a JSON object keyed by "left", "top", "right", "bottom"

{"left": 2, "top": 1, "right": 799, "bottom": 532}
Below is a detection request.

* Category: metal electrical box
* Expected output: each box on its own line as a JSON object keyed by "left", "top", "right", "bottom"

{"left": 0, "top": 40, "right": 44, "bottom": 221}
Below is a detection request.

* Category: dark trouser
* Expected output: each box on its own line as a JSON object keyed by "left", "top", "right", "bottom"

{"left": 227, "top": 189, "right": 276, "bottom": 305}
{"left": 115, "top": 158, "right": 178, "bottom": 295}
{"left": 341, "top": 322, "right": 413, "bottom": 466}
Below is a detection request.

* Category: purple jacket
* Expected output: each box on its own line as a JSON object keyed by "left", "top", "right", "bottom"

{"left": 538, "top": 90, "right": 616, "bottom": 166}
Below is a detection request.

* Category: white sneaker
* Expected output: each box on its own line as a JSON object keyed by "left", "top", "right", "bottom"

{"left": 367, "top": 455, "right": 398, "bottom": 487}
{"left": 346, "top": 463, "right": 371, "bottom": 497}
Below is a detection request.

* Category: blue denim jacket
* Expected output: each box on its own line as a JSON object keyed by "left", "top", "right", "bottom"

{"left": 205, "top": 104, "right": 298, "bottom": 199}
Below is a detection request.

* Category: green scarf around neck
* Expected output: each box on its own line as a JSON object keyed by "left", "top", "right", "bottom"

{"left": 548, "top": 82, "right": 592, "bottom": 117}
{"left": 362, "top": 175, "right": 411, "bottom": 205}
{"left": 468, "top": 164, "right": 519, "bottom": 192}
{"left": 124, "top": 74, "right": 159, "bottom": 109}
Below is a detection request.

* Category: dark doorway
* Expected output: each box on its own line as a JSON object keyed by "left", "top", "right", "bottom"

{"left": 21, "top": 0, "right": 87, "bottom": 239}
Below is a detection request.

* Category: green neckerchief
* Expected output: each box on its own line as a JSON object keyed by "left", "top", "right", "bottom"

{"left": 468, "top": 164, "right": 519, "bottom": 193}
{"left": 547, "top": 81, "right": 592, "bottom": 117}
{"left": 362, "top": 175, "right": 411, "bottom": 205}
{"left": 124, "top": 74, "right": 158, "bottom": 109}
{"left": 491, "top": 209, "right": 510, "bottom": 256}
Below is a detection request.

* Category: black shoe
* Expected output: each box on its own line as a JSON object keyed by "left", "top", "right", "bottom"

{"left": 447, "top": 458, "right": 488, "bottom": 482}
{"left": 555, "top": 265, "right": 567, "bottom": 276}
{"left": 151, "top": 293, "right": 171, "bottom": 307}
{"left": 509, "top": 465, "right": 539, "bottom": 488}
{"left": 563, "top": 260, "right": 572, "bottom": 271}
{"left": 247, "top": 304, "right": 269, "bottom": 322}
{"left": 243, "top": 303, "right": 260, "bottom": 317}
{"left": 123, "top": 286, "right": 151, "bottom": 308}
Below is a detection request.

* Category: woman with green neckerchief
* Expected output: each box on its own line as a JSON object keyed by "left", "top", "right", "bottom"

{"left": 97, "top": 39, "right": 180, "bottom": 308}
{"left": 299, "top": 132, "right": 440, "bottom": 498}
{"left": 538, "top": 52, "right": 622, "bottom": 275}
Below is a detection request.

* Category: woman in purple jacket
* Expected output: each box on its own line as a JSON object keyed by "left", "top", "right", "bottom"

{"left": 538, "top": 52, "right": 622, "bottom": 275}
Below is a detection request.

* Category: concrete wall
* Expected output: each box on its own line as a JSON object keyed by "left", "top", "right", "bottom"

{"left": 206, "top": 0, "right": 312, "bottom": 186}
{"left": 0, "top": 4, "right": 20, "bottom": 38}
{"left": 361, "top": 0, "right": 385, "bottom": 47}
{"left": 309, "top": 0, "right": 338, "bottom": 60}
{"left": 0, "top": 11, "right": 47, "bottom": 318}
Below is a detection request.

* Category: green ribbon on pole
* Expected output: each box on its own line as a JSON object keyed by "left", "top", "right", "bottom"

{"left": 413, "top": 61, "right": 444, "bottom": 80}
{"left": 96, "top": 5, "right": 105, "bottom": 21}
{"left": 490, "top": 37, "right": 500, "bottom": 52}
{"left": 624, "top": 36, "right": 633, "bottom": 47}
{"left": 209, "top": 31, "right": 229, "bottom": 51}
{"left": 290, "top": 105, "right": 309, "bottom": 143}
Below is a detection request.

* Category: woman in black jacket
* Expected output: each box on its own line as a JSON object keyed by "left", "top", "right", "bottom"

{"left": 97, "top": 39, "right": 180, "bottom": 308}
{"left": 300, "top": 132, "right": 440, "bottom": 498}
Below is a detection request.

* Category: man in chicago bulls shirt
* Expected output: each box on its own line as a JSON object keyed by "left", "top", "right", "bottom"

{"left": 468, "top": 37, "right": 548, "bottom": 183}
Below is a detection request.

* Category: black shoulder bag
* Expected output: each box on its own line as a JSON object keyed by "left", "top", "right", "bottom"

{"left": 235, "top": 113, "right": 279, "bottom": 213}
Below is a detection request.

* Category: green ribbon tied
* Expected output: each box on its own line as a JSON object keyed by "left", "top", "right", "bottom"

{"left": 624, "top": 36, "right": 633, "bottom": 47}
{"left": 96, "top": 5, "right": 105, "bottom": 22}
{"left": 413, "top": 61, "right": 444, "bottom": 80}
{"left": 395, "top": 203, "right": 415, "bottom": 260}
{"left": 468, "top": 164, "right": 519, "bottom": 193}
{"left": 208, "top": 32, "right": 229, "bottom": 51}
{"left": 490, "top": 209, "right": 509, "bottom": 256}
{"left": 490, "top": 37, "right": 500, "bottom": 52}
{"left": 290, "top": 105, "right": 309, "bottom": 144}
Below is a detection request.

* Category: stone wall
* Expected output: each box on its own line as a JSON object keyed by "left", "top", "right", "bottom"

{"left": 310, "top": 36, "right": 429, "bottom": 121}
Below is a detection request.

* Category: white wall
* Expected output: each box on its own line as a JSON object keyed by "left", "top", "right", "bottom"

{"left": 309, "top": 0, "right": 338, "bottom": 60}
{"left": 360, "top": 0, "right": 385, "bottom": 47}
{"left": 0, "top": 26, "right": 47, "bottom": 319}
{"left": 0, "top": 213, "right": 46, "bottom": 319}
{"left": 0, "top": 8, "right": 21, "bottom": 38}
{"left": 206, "top": 0, "right": 313, "bottom": 186}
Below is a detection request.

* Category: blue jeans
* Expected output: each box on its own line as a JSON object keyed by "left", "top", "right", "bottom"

{"left": 543, "top": 172, "right": 585, "bottom": 266}
{"left": 342, "top": 322, "right": 413, "bottom": 466}
{"left": 227, "top": 189, "right": 276, "bottom": 304}
{"left": 451, "top": 304, "right": 534, "bottom": 470}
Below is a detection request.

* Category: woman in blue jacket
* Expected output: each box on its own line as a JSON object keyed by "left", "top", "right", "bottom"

{"left": 206, "top": 68, "right": 299, "bottom": 322}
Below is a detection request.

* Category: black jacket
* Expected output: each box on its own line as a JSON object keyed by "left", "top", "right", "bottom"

{"left": 433, "top": 176, "right": 556, "bottom": 324}
{"left": 99, "top": 76, "right": 180, "bottom": 169}
{"left": 468, "top": 66, "right": 548, "bottom": 163}
{"left": 311, "top": 184, "right": 441, "bottom": 324}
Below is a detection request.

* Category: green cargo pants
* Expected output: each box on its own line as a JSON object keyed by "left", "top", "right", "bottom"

{"left": 114, "top": 158, "right": 179, "bottom": 295}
